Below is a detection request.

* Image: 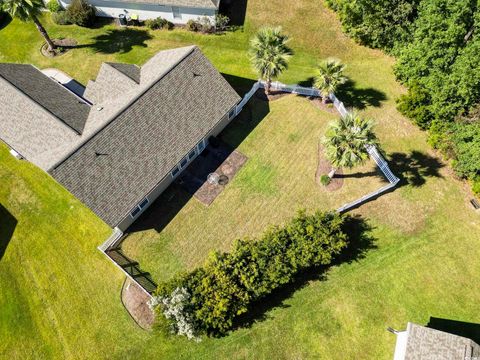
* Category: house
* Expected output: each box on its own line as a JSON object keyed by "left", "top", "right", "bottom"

{"left": 58, "top": 0, "right": 220, "bottom": 24}
{"left": 0, "top": 46, "right": 241, "bottom": 231}
{"left": 392, "top": 322, "right": 480, "bottom": 360}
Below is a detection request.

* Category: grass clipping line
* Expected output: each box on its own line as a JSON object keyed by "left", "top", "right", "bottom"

{"left": 148, "top": 210, "right": 350, "bottom": 339}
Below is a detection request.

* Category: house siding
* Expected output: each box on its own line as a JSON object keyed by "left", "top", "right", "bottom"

{"left": 116, "top": 105, "right": 236, "bottom": 231}
{"left": 59, "top": 0, "right": 216, "bottom": 23}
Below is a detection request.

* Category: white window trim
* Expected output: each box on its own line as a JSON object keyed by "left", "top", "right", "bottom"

{"left": 130, "top": 197, "right": 149, "bottom": 219}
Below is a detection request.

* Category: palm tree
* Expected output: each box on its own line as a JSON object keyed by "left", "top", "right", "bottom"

{"left": 2, "top": 0, "right": 56, "bottom": 52}
{"left": 323, "top": 112, "right": 379, "bottom": 178}
{"left": 314, "top": 59, "right": 347, "bottom": 104}
{"left": 249, "top": 26, "right": 293, "bottom": 95}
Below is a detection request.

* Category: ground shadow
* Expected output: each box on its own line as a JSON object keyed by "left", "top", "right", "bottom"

{"left": 0, "top": 204, "right": 17, "bottom": 261}
{"left": 222, "top": 73, "right": 257, "bottom": 97}
{"left": 232, "top": 215, "right": 376, "bottom": 332}
{"left": 427, "top": 317, "right": 480, "bottom": 345}
{"left": 388, "top": 151, "right": 444, "bottom": 188}
{"left": 127, "top": 80, "right": 270, "bottom": 234}
{"left": 77, "top": 28, "right": 152, "bottom": 54}
{"left": 0, "top": 13, "right": 12, "bottom": 31}
{"left": 336, "top": 168, "right": 386, "bottom": 182}
{"left": 297, "top": 77, "right": 315, "bottom": 88}
{"left": 335, "top": 79, "right": 387, "bottom": 110}
{"left": 219, "top": 0, "right": 248, "bottom": 26}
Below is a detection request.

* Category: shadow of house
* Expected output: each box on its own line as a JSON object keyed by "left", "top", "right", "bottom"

{"left": 232, "top": 215, "right": 376, "bottom": 332}
{"left": 427, "top": 317, "right": 480, "bottom": 345}
{"left": 79, "top": 28, "right": 153, "bottom": 54}
{"left": 127, "top": 88, "right": 270, "bottom": 234}
{"left": 219, "top": 0, "right": 248, "bottom": 26}
{"left": 222, "top": 73, "right": 257, "bottom": 97}
{"left": 388, "top": 151, "right": 444, "bottom": 187}
{"left": 336, "top": 79, "right": 387, "bottom": 110}
{"left": 0, "top": 204, "right": 17, "bottom": 261}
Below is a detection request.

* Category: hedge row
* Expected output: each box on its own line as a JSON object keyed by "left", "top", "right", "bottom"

{"left": 151, "top": 210, "right": 348, "bottom": 338}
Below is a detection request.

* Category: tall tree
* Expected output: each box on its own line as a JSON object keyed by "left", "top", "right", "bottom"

{"left": 323, "top": 112, "right": 379, "bottom": 178}
{"left": 249, "top": 26, "right": 293, "bottom": 95}
{"left": 1, "top": 0, "right": 56, "bottom": 52}
{"left": 314, "top": 59, "right": 348, "bottom": 104}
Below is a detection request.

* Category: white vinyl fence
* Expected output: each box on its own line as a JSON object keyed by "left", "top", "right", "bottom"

{"left": 233, "top": 79, "right": 400, "bottom": 213}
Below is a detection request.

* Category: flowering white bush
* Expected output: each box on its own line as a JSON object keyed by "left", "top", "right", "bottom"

{"left": 151, "top": 287, "right": 199, "bottom": 341}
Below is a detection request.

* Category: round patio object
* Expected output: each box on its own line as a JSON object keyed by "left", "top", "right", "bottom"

{"left": 218, "top": 175, "right": 229, "bottom": 185}
{"left": 207, "top": 172, "right": 220, "bottom": 185}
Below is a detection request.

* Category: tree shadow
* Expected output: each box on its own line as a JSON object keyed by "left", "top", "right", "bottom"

{"left": 427, "top": 317, "right": 480, "bottom": 345}
{"left": 335, "top": 168, "right": 387, "bottom": 182}
{"left": 77, "top": 28, "right": 152, "bottom": 54}
{"left": 335, "top": 79, "right": 387, "bottom": 110}
{"left": 0, "top": 204, "right": 17, "bottom": 261}
{"left": 297, "top": 77, "right": 315, "bottom": 88}
{"left": 0, "top": 12, "right": 12, "bottom": 31}
{"left": 219, "top": 0, "right": 248, "bottom": 26}
{"left": 232, "top": 215, "right": 376, "bottom": 331}
{"left": 388, "top": 151, "right": 444, "bottom": 188}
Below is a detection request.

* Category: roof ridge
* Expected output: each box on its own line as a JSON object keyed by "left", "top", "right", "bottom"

{"left": 48, "top": 45, "right": 198, "bottom": 171}
{"left": 103, "top": 62, "right": 140, "bottom": 85}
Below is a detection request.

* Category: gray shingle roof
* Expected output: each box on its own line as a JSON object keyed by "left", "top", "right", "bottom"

{"left": 0, "top": 64, "right": 91, "bottom": 134}
{"left": 105, "top": 63, "right": 141, "bottom": 84}
{"left": 115, "top": 0, "right": 219, "bottom": 9}
{"left": 50, "top": 47, "right": 240, "bottom": 227}
{"left": 402, "top": 323, "right": 480, "bottom": 360}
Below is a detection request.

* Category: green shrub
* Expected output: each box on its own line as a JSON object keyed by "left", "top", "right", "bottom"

{"left": 66, "top": 0, "right": 95, "bottom": 27}
{"left": 145, "top": 16, "right": 173, "bottom": 30}
{"left": 186, "top": 19, "right": 200, "bottom": 32}
{"left": 47, "top": 0, "right": 62, "bottom": 13}
{"left": 320, "top": 174, "right": 331, "bottom": 186}
{"left": 214, "top": 14, "right": 229, "bottom": 31}
{"left": 152, "top": 210, "right": 348, "bottom": 337}
{"left": 51, "top": 11, "right": 71, "bottom": 25}
{"left": 396, "top": 81, "right": 433, "bottom": 130}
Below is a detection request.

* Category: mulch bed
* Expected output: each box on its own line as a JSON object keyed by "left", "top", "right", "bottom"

{"left": 41, "top": 38, "right": 77, "bottom": 58}
{"left": 254, "top": 88, "right": 291, "bottom": 102}
{"left": 309, "top": 97, "right": 338, "bottom": 114}
{"left": 121, "top": 278, "right": 154, "bottom": 330}
{"left": 177, "top": 142, "right": 248, "bottom": 205}
{"left": 316, "top": 145, "right": 344, "bottom": 191}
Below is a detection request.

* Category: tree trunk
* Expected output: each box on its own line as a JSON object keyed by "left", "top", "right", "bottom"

{"left": 32, "top": 16, "right": 55, "bottom": 52}
{"left": 322, "top": 92, "right": 329, "bottom": 104}
{"left": 265, "top": 79, "right": 271, "bottom": 95}
{"left": 328, "top": 167, "right": 336, "bottom": 179}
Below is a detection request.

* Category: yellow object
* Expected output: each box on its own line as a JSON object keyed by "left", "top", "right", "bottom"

{"left": 130, "top": 14, "right": 139, "bottom": 20}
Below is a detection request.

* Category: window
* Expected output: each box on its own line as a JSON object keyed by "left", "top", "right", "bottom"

{"left": 172, "top": 6, "right": 181, "bottom": 19}
{"left": 188, "top": 149, "right": 196, "bottom": 160}
{"left": 180, "top": 156, "right": 188, "bottom": 168}
{"left": 197, "top": 139, "right": 206, "bottom": 153}
{"left": 171, "top": 166, "right": 180, "bottom": 178}
{"left": 229, "top": 108, "right": 236, "bottom": 119}
{"left": 139, "top": 198, "right": 149, "bottom": 209}
{"left": 130, "top": 206, "right": 141, "bottom": 218}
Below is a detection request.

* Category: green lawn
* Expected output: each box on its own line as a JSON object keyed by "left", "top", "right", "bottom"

{"left": 1, "top": 1, "right": 480, "bottom": 359}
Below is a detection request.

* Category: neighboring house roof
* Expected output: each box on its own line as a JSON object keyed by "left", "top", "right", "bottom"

{"left": 0, "top": 64, "right": 91, "bottom": 134}
{"left": 50, "top": 46, "right": 240, "bottom": 227}
{"left": 113, "top": 0, "right": 219, "bottom": 9}
{"left": 105, "top": 63, "right": 141, "bottom": 84}
{"left": 394, "top": 323, "right": 480, "bottom": 360}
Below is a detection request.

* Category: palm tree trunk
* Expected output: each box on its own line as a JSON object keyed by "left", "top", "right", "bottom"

{"left": 322, "top": 92, "right": 329, "bottom": 104}
{"left": 265, "top": 78, "right": 271, "bottom": 95}
{"left": 32, "top": 16, "right": 55, "bottom": 52}
{"left": 328, "top": 167, "right": 336, "bottom": 179}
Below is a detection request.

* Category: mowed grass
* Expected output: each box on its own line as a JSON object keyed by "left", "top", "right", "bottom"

{"left": 1, "top": 1, "right": 480, "bottom": 359}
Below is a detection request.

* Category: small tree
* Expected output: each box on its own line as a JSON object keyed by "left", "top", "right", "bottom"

{"left": 323, "top": 112, "right": 379, "bottom": 178}
{"left": 66, "top": 0, "right": 95, "bottom": 27}
{"left": 1, "top": 0, "right": 56, "bottom": 52}
{"left": 314, "top": 58, "right": 348, "bottom": 103}
{"left": 249, "top": 26, "right": 293, "bottom": 95}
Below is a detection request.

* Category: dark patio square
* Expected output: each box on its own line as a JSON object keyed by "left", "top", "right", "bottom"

{"left": 176, "top": 141, "right": 247, "bottom": 205}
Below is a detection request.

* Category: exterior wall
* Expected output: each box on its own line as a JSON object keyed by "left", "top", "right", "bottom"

{"left": 116, "top": 104, "right": 238, "bottom": 232}
{"left": 59, "top": 0, "right": 216, "bottom": 23}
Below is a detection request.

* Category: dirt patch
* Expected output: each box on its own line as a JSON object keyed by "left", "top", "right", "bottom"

{"left": 309, "top": 97, "right": 338, "bottom": 114}
{"left": 316, "top": 145, "right": 344, "bottom": 191}
{"left": 254, "top": 88, "right": 291, "bottom": 102}
{"left": 41, "top": 38, "right": 77, "bottom": 58}
{"left": 177, "top": 141, "right": 248, "bottom": 205}
{"left": 121, "top": 278, "right": 155, "bottom": 330}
